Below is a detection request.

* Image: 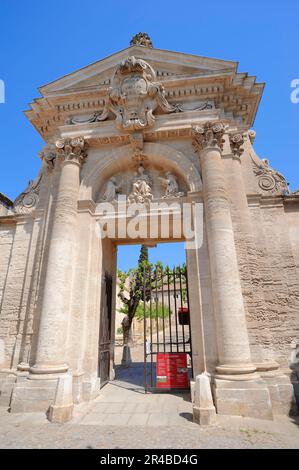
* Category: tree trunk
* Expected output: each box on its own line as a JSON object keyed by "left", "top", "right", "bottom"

{"left": 122, "top": 315, "right": 133, "bottom": 347}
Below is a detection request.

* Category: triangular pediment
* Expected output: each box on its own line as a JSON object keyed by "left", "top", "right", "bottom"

{"left": 39, "top": 45, "right": 238, "bottom": 96}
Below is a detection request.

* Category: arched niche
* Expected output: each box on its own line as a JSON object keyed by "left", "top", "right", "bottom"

{"left": 79, "top": 142, "right": 202, "bottom": 201}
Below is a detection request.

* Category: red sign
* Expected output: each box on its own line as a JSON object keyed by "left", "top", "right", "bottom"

{"left": 156, "top": 353, "right": 189, "bottom": 389}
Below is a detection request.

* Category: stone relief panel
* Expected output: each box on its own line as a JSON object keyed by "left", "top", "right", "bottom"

{"left": 98, "top": 164, "right": 186, "bottom": 203}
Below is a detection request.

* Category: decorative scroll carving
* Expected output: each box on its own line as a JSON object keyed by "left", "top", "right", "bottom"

{"left": 192, "top": 121, "right": 227, "bottom": 152}
{"left": 102, "top": 177, "right": 122, "bottom": 202}
{"left": 66, "top": 57, "right": 214, "bottom": 129}
{"left": 130, "top": 32, "right": 153, "bottom": 48}
{"left": 55, "top": 137, "right": 88, "bottom": 165}
{"left": 14, "top": 171, "right": 43, "bottom": 214}
{"left": 229, "top": 133, "right": 245, "bottom": 157}
{"left": 160, "top": 172, "right": 184, "bottom": 198}
{"left": 128, "top": 165, "right": 153, "bottom": 203}
{"left": 251, "top": 156, "right": 289, "bottom": 196}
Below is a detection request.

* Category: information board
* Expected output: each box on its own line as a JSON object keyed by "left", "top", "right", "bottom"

{"left": 156, "top": 352, "right": 189, "bottom": 389}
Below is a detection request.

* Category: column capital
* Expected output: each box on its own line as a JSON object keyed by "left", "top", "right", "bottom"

{"left": 192, "top": 121, "right": 227, "bottom": 153}
{"left": 229, "top": 133, "right": 246, "bottom": 157}
{"left": 56, "top": 137, "right": 88, "bottom": 166}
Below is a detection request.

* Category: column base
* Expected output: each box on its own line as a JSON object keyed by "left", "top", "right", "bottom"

{"left": 213, "top": 375, "right": 273, "bottom": 420}
{"left": 10, "top": 375, "right": 58, "bottom": 413}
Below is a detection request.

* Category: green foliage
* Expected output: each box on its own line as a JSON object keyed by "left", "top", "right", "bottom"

{"left": 135, "top": 302, "right": 172, "bottom": 321}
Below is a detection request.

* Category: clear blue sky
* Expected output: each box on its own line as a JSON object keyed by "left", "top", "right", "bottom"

{"left": 0, "top": 0, "right": 298, "bottom": 270}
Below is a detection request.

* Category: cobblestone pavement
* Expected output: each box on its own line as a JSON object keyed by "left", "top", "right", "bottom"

{"left": 0, "top": 359, "right": 298, "bottom": 449}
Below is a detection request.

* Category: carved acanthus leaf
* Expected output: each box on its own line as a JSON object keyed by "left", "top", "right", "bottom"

{"left": 192, "top": 121, "right": 227, "bottom": 152}
{"left": 55, "top": 137, "right": 88, "bottom": 165}
{"left": 251, "top": 155, "right": 289, "bottom": 196}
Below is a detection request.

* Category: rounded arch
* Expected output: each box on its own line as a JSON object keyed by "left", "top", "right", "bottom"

{"left": 79, "top": 142, "right": 202, "bottom": 201}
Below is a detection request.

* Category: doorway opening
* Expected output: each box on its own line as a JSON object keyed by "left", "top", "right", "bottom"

{"left": 113, "top": 242, "right": 193, "bottom": 393}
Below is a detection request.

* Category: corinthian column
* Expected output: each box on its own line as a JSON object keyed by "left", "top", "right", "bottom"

{"left": 31, "top": 137, "right": 88, "bottom": 375}
{"left": 192, "top": 122, "right": 256, "bottom": 377}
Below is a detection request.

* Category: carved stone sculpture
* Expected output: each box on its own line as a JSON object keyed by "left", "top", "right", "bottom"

{"left": 251, "top": 156, "right": 289, "bottom": 196}
{"left": 102, "top": 177, "right": 121, "bottom": 202}
{"left": 161, "top": 172, "right": 184, "bottom": 198}
{"left": 108, "top": 56, "right": 179, "bottom": 130}
{"left": 130, "top": 32, "right": 153, "bottom": 48}
{"left": 128, "top": 165, "right": 153, "bottom": 204}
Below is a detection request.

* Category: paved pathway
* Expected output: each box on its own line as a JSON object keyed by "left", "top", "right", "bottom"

{"left": 73, "top": 363, "right": 194, "bottom": 427}
{"left": 1, "top": 361, "right": 299, "bottom": 448}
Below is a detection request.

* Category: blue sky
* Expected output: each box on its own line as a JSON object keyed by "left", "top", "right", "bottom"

{"left": 0, "top": 0, "right": 298, "bottom": 270}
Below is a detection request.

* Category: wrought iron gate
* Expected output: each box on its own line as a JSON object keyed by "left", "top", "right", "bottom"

{"left": 143, "top": 266, "right": 193, "bottom": 392}
{"left": 98, "top": 272, "right": 113, "bottom": 388}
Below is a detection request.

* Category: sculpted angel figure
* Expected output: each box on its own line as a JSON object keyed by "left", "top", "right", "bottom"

{"left": 160, "top": 172, "right": 184, "bottom": 198}
{"left": 102, "top": 177, "right": 121, "bottom": 202}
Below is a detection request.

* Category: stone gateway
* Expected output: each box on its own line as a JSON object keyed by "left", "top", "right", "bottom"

{"left": 0, "top": 34, "right": 298, "bottom": 423}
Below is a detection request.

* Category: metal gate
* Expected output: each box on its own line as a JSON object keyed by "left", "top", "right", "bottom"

{"left": 98, "top": 272, "right": 113, "bottom": 388}
{"left": 143, "top": 266, "right": 193, "bottom": 392}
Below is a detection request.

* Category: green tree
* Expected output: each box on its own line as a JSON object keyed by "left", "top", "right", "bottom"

{"left": 118, "top": 244, "right": 151, "bottom": 348}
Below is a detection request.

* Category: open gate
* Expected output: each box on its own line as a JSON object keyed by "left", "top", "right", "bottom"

{"left": 143, "top": 266, "right": 193, "bottom": 392}
{"left": 98, "top": 272, "right": 113, "bottom": 388}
